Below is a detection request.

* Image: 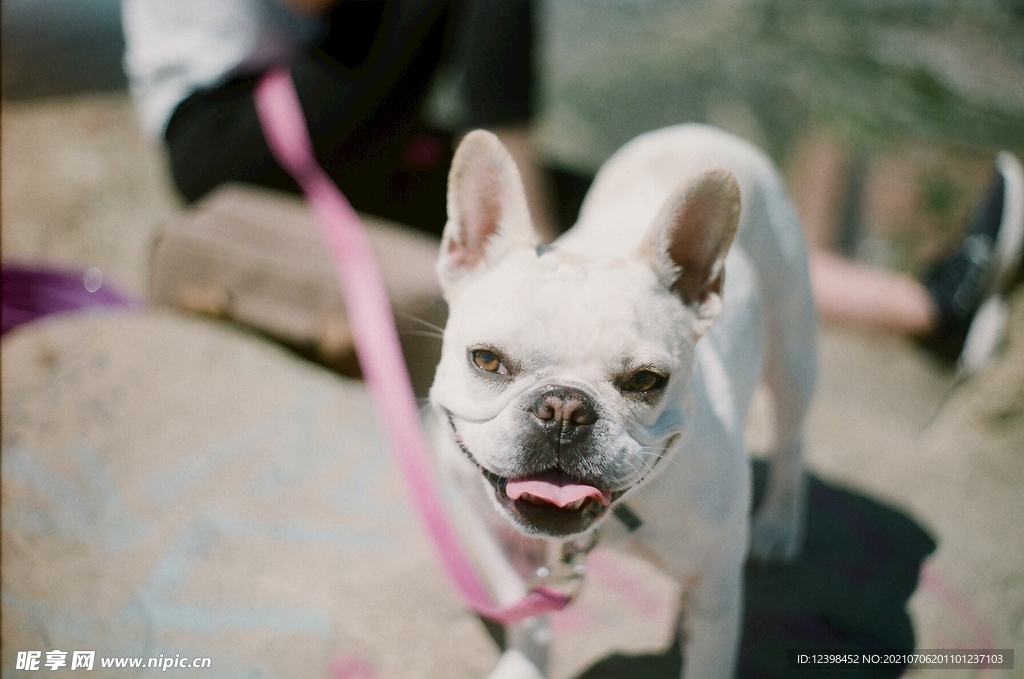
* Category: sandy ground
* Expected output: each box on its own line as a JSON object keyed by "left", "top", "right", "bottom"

{"left": 3, "top": 93, "right": 1023, "bottom": 677}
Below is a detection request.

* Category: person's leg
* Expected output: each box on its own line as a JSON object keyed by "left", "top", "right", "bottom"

{"left": 811, "top": 152, "right": 1024, "bottom": 369}
{"left": 306, "top": 0, "right": 455, "bottom": 234}
{"left": 457, "top": 0, "right": 534, "bottom": 129}
{"left": 164, "top": 0, "right": 454, "bottom": 233}
{"left": 917, "top": 152, "right": 1024, "bottom": 365}
{"left": 810, "top": 249, "right": 937, "bottom": 336}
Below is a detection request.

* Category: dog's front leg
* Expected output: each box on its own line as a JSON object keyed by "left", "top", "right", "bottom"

{"left": 468, "top": 544, "right": 552, "bottom": 679}
{"left": 679, "top": 561, "right": 743, "bottom": 679}
{"left": 488, "top": 616, "right": 550, "bottom": 679}
{"left": 432, "top": 431, "right": 553, "bottom": 677}
{"left": 452, "top": 498, "right": 550, "bottom": 678}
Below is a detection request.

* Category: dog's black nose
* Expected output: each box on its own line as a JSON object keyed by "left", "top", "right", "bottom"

{"left": 528, "top": 386, "right": 598, "bottom": 439}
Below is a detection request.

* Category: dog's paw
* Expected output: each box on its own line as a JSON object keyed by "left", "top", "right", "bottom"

{"left": 750, "top": 483, "right": 806, "bottom": 563}
{"left": 750, "top": 506, "right": 802, "bottom": 562}
{"left": 487, "top": 650, "right": 546, "bottom": 679}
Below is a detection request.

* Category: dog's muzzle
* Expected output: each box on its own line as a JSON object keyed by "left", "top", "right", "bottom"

{"left": 445, "top": 389, "right": 625, "bottom": 537}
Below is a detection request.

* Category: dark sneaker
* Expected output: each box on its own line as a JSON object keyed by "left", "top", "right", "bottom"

{"left": 919, "top": 152, "right": 1024, "bottom": 373}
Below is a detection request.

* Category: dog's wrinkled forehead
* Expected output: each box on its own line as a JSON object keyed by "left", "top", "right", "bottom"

{"left": 445, "top": 246, "right": 692, "bottom": 370}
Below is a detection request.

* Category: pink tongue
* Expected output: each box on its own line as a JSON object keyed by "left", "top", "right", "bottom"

{"left": 505, "top": 474, "right": 610, "bottom": 508}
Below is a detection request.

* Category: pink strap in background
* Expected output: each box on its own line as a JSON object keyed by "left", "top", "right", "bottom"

{"left": 253, "top": 68, "right": 568, "bottom": 624}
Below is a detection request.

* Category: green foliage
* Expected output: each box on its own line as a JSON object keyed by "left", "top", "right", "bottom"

{"left": 539, "top": 0, "right": 1024, "bottom": 170}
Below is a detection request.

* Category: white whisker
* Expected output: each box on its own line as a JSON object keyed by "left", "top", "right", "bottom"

{"left": 399, "top": 313, "right": 447, "bottom": 335}
{"left": 401, "top": 332, "right": 444, "bottom": 342}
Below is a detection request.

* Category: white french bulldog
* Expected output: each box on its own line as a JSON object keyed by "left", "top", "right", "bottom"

{"left": 427, "top": 125, "right": 817, "bottom": 679}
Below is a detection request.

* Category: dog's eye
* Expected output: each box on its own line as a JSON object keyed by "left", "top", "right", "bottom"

{"left": 471, "top": 349, "right": 509, "bottom": 375}
{"left": 621, "top": 370, "right": 666, "bottom": 393}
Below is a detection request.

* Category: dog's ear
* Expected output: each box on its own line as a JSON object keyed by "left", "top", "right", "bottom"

{"left": 438, "top": 130, "right": 538, "bottom": 295}
{"left": 638, "top": 170, "right": 740, "bottom": 336}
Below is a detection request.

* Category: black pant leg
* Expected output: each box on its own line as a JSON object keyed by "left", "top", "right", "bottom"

{"left": 164, "top": 0, "right": 453, "bottom": 234}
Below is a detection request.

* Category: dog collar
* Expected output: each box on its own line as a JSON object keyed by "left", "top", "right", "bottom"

{"left": 528, "top": 503, "right": 643, "bottom": 603}
{"left": 530, "top": 531, "right": 598, "bottom": 603}
{"left": 612, "top": 503, "right": 644, "bottom": 532}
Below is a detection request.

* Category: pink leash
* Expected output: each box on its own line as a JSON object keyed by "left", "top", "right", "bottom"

{"left": 254, "top": 68, "right": 569, "bottom": 624}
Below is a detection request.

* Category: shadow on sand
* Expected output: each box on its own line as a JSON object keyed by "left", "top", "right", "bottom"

{"left": 578, "top": 460, "right": 936, "bottom": 679}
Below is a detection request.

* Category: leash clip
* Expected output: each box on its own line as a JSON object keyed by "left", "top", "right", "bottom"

{"left": 529, "top": 531, "right": 599, "bottom": 604}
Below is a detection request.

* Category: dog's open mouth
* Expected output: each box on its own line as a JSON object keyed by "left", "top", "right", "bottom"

{"left": 447, "top": 414, "right": 624, "bottom": 536}
{"left": 477, "top": 464, "right": 621, "bottom": 537}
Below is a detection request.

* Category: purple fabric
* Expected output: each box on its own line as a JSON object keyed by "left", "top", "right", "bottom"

{"left": 1, "top": 263, "right": 142, "bottom": 336}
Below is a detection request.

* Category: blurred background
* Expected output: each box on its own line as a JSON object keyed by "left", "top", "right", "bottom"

{"left": 5, "top": 0, "right": 1024, "bottom": 279}
{"left": 6, "top": 0, "right": 1024, "bottom": 280}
